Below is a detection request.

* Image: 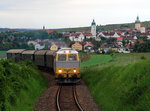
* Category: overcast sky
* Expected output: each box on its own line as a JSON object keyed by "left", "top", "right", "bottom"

{"left": 0, "top": 0, "right": 150, "bottom": 29}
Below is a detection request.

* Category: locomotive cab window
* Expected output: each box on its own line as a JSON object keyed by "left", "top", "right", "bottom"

{"left": 58, "top": 54, "right": 66, "bottom": 61}
{"left": 68, "top": 54, "right": 77, "bottom": 61}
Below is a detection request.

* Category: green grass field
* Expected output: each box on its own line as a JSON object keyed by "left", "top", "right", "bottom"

{"left": 81, "top": 54, "right": 112, "bottom": 68}
{"left": 0, "top": 51, "right": 6, "bottom": 58}
{"left": 81, "top": 53, "right": 150, "bottom": 111}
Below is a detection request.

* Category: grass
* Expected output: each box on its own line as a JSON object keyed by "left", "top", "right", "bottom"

{"left": 81, "top": 54, "right": 112, "bottom": 68}
{"left": 81, "top": 53, "right": 150, "bottom": 111}
{"left": 0, "top": 51, "right": 6, "bottom": 58}
{"left": 0, "top": 60, "right": 48, "bottom": 111}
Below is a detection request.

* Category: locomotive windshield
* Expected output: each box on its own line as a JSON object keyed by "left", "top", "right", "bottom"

{"left": 68, "top": 54, "right": 77, "bottom": 61}
{"left": 58, "top": 54, "right": 66, "bottom": 61}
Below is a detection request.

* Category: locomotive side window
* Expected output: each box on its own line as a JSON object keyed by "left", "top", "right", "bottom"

{"left": 68, "top": 54, "right": 77, "bottom": 61}
{"left": 58, "top": 54, "right": 66, "bottom": 61}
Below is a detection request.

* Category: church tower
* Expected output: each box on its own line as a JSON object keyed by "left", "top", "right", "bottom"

{"left": 91, "top": 19, "right": 96, "bottom": 38}
{"left": 43, "top": 26, "right": 45, "bottom": 30}
{"left": 135, "top": 16, "right": 141, "bottom": 30}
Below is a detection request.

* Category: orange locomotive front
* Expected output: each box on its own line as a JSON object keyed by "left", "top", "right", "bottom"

{"left": 54, "top": 48, "right": 80, "bottom": 83}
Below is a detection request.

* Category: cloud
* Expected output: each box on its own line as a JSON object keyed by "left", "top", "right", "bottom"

{"left": 0, "top": 0, "right": 150, "bottom": 28}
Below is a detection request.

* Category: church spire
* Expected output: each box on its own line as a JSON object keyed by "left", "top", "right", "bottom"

{"left": 135, "top": 16, "right": 140, "bottom": 23}
{"left": 91, "top": 19, "right": 96, "bottom": 26}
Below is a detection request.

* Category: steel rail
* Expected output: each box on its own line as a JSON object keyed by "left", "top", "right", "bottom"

{"left": 56, "top": 85, "right": 83, "bottom": 111}
{"left": 56, "top": 86, "right": 61, "bottom": 111}
{"left": 73, "top": 85, "right": 84, "bottom": 111}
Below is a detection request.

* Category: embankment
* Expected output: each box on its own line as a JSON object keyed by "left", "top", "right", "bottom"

{"left": 81, "top": 58, "right": 150, "bottom": 111}
{"left": 0, "top": 60, "right": 48, "bottom": 111}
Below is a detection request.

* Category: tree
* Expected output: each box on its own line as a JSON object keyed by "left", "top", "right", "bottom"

{"left": 106, "top": 38, "right": 117, "bottom": 44}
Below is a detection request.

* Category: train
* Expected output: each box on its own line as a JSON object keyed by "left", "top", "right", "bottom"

{"left": 7, "top": 48, "right": 80, "bottom": 83}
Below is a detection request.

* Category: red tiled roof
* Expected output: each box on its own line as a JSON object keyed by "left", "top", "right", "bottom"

{"left": 83, "top": 33, "right": 92, "bottom": 36}
{"left": 70, "top": 33, "right": 81, "bottom": 36}
{"left": 99, "top": 44, "right": 106, "bottom": 48}
{"left": 72, "top": 42, "right": 82, "bottom": 46}
{"left": 116, "top": 37, "right": 123, "bottom": 41}
{"left": 139, "top": 40, "right": 144, "bottom": 43}
{"left": 45, "top": 30, "right": 56, "bottom": 34}
{"left": 141, "top": 24, "right": 145, "bottom": 27}
{"left": 84, "top": 42, "right": 94, "bottom": 47}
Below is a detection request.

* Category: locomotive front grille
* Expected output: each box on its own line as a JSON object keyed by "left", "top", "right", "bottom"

{"left": 56, "top": 61, "right": 80, "bottom": 67}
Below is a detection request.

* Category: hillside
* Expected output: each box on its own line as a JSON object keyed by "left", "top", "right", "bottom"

{"left": 1, "top": 21, "right": 150, "bottom": 33}
{"left": 81, "top": 54, "right": 150, "bottom": 111}
{"left": 55, "top": 21, "right": 150, "bottom": 32}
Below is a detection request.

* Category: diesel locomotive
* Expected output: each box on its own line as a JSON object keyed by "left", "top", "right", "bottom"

{"left": 7, "top": 48, "right": 80, "bottom": 83}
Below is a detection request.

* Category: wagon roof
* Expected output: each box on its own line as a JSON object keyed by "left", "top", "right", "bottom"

{"left": 22, "top": 50, "right": 36, "bottom": 54}
{"left": 34, "top": 50, "right": 48, "bottom": 55}
{"left": 7, "top": 49, "right": 25, "bottom": 53}
{"left": 46, "top": 50, "right": 56, "bottom": 55}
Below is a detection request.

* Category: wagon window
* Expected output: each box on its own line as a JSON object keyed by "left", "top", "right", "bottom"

{"left": 58, "top": 54, "right": 66, "bottom": 61}
{"left": 68, "top": 54, "right": 77, "bottom": 61}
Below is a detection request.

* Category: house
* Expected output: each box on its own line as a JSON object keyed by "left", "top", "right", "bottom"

{"left": 50, "top": 44, "right": 58, "bottom": 51}
{"left": 99, "top": 43, "right": 120, "bottom": 53}
{"left": 118, "top": 47, "right": 130, "bottom": 53}
{"left": 112, "top": 32, "right": 121, "bottom": 38}
{"left": 97, "top": 32, "right": 106, "bottom": 38}
{"left": 83, "top": 33, "right": 93, "bottom": 39}
{"left": 140, "top": 25, "right": 146, "bottom": 33}
{"left": 95, "top": 37, "right": 101, "bottom": 41}
{"left": 8, "top": 36, "right": 15, "bottom": 41}
{"left": 98, "top": 31, "right": 120, "bottom": 38}
{"left": 140, "top": 33, "right": 150, "bottom": 40}
{"left": 54, "top": 41, "right": 67, "bottom": 49}
{"left": 72, "top": 42, "right": 83, "bottom": 51}
{"left": 28, "top": 41, "right": 37, "bottom": 45}
{"left": 69, "top": 33, "right": 85, "bottom": 42}
{"left": 99, "top": 44, "right": 107, "bottom": 51}
{"left": 84, "top": 42, "right": 94, "bottom": 52}
{"left": 35, "top": 42, "right": 45, "bottom": 50}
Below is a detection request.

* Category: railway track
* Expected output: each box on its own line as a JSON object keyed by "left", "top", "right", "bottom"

{"left": 56, "top": 85, "right": 83, "bottom": 111}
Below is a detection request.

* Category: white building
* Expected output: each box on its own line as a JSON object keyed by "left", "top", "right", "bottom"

{"left": 112, "top": 32, "right": 120, "bottom": 38}
{"left": 91, "top": 19, "right": 96, "bottom": 38}
{"left": 69, "top": 33, "right": 85, "bottom": 42}
{"left": 35, "top": 43, "right": 45, "bottom": 50}
{"left": 140, "top": 25, "right": 146, "bottom": 33}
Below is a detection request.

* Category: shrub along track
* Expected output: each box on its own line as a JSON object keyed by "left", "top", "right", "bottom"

{"left": 56, "top": 85, "right": 83, "bottom": 111}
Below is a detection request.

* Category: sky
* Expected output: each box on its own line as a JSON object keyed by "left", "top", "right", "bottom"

{"left": 0, "top": 0, "right": 150, "bottom": 29}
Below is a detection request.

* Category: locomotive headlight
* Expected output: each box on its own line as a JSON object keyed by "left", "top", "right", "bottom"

{"left": 65, "top": 50, "right": 69, "bottom": 54}
{"left": 58, "top": 69, "right": 62, "bottom": 73}
{"left": 73, "top": 69, "right": 76, "bottom": 73}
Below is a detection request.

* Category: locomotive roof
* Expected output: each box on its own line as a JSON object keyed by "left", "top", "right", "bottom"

{"left": 7, "top": 49, "right": 25, "bottom": 53}
{"left": 56, "top": 48, "right": 78, "bottom": 54}
{"left": 22, "top": 50, "right": 36, "bottom": 54}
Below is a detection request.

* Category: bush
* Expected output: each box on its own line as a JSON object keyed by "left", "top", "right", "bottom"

{"left": 141, "top": 56, "right": 146, "bottom": 60}
{"left": 0, "top": 59, "right": 48, "bottom": 111}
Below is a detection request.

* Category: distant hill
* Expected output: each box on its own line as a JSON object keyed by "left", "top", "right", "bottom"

{"left": 0, "top": 28, "right": 41, "bottom": 32}
{"left": 55, "top": 21, "right": 150, "bottom": 32}
{"left": 1, "top": 21, "right": 150, "bottom": 33}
